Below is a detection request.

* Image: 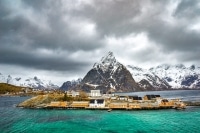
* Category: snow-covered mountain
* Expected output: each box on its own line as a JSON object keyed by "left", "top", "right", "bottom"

{"left": 79, "top": 52, "right": 141, "bottom": 93}
{"left": 0, "top": 73, "right": 59, "bottom": 89}
{"left": 127, "top": 66, "right": 171, "bottom": 90}
{"left": 60, "top": 52, "right": 200, "bottom": 92}
{"left": 60, "top": 78, "right": 82, "bottom": 91}
{"left": 127, "top": 64, "right": 200, "bottom": 89}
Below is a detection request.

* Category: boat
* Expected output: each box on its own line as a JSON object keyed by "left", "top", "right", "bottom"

{"left": 107, "top": 109, "right": 112, "bottom": 112}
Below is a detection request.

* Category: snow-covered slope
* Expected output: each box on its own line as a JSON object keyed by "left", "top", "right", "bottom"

{"left": 149, "top": 64, "right": 200, "bottom": 89}
{"left": 81, "top": 52, "right": 140, "bottom": 92}
{"left": 60, "top": 78, "right": 82, "bottom": 91}
{"left": 0, "top": 73, "right": 59, "bottom": 89}
{"left": 127, "top": 64, "right": 200, "bottom": 89}
{"left": 127, "top": 66, "right": 171, "bottom": 90}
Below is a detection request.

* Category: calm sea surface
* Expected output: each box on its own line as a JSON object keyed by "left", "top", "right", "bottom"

{"left": 1, "top": 90, "right": 200, "bottom": 133}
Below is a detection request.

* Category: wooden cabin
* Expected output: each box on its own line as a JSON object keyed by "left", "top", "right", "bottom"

{"left": 109, "top": 102, "right": 128, "bottom": 109}
{"left": 128, "top": 96, "right": 142, "bottom": 102}
{"left": 117, "top": 96, "right": 128, "bottom": 101}
{"left": 70, "top": 101, "right": 89, "bottom": 108}
{"left": 47, "top": 101, "right": 68, "bottom": 108}
{"left": 128, "top": 103, "right": 141, "bottom": 109}
{"left": 67, "top": 90, "right": 79, "bottom": 97}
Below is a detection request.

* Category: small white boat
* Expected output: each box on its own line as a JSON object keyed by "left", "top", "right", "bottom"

{"left": 107, "top": 109, "right": 112, "bottom": 112}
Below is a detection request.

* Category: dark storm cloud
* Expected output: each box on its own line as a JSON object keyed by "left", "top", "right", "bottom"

{"left": 145, "top": 0, "right": 200, "bottom": 54}
{"left": 0, "top": 0, "right": 103, "bottom": 72}
{"left": 79, "top": 0, "right": 200, "bottom": 62}
{"left": 0, "top": 44, "right": 88, "bottom": 71}
{"left": 0, "top": 0, "right": 200, "bottom": 75}
{"left": 73, "top": 0, "right": 200, "bottom": 53}
{"left": 74, "top": 0, "right": 143, "bottom": 36}
{"left": 174, "top": 0, "right": 200, "bottom": 19}
{"left": 22, "top": 0, "right": 47, "bottom": 10}
{"left": 145, "top": 19, "right": 200, "bottom": 52}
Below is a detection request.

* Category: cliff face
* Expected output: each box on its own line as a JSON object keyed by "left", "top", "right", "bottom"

{"left": 81, "top": 52, "right": 141, "bottom": 93}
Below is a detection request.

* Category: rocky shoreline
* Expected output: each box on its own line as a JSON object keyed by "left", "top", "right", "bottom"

{"left": 183, "top": 101, "right": 200, "bottom": 106}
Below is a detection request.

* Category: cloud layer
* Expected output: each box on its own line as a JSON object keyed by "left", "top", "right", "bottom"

{"left": 0, "top": 0, "right": 200, "bottom": 85}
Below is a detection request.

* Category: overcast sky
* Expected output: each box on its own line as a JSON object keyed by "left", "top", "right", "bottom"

{"left": 0, "top": 0, "right": 200, "bottom": 86}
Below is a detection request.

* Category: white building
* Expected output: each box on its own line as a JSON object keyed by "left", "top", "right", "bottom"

{"left": 67, "top": 90, "right": 79, "bottom": 97}
{"left": 118, "top": 96, "right": 128, "bottom": 101}
{"left": 89, "top": 99, "right": 105, "bottom": 108}
{"left": 90, "top": 90, "right": 101, "bottom": 97}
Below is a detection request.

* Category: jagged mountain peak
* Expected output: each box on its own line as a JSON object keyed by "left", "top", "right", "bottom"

{"left": 153, "top": 64, "right": 194, "bottom": 70}
{"left": 189, "top": 65, "right": 195, "bottom": 70}
{"left": 93, "top": 52, "right": 120, "bottom": 72}
{"left": 175, "top": 64, "right": 186, "bottom": 69}
{"left": 127, "top": 65, "right": 144, "bottom": 72}
{"left": 81, "top": 52, "right": 140, "bottom": 92}
{"left": 155, "top": 64, "right": 170, "bottom": 69}
{"left": 100, "top": 51, "right": 116, "bottom": 63}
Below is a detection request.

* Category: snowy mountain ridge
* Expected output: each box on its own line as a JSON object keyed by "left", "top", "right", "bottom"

{"left": 0, "top": 73, "right": 59, "bottom": 89}
{"left": 93, "top": 51, "right": 121, "bottom": 73}
{"left": 127, "top": 64, "right": 200, "bottom": 89}
{"left": 60, "top": 52, "right": 200, "bottom": 91}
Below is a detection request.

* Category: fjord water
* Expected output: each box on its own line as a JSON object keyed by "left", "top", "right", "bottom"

{"left": 1, "top": 90, "right": 200, "bottom": 133}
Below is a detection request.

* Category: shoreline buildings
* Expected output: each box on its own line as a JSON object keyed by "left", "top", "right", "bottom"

{"left": 45, "top": 90, "right": 186, "bottom": 110}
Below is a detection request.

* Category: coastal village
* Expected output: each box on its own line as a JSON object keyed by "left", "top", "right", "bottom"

{"left": 18, "top": 89, "right": 186, "bottom": 110}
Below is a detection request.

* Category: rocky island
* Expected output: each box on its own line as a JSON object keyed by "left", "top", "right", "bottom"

{"left": 17, "top": 90, "right": 187, "bottom": 110}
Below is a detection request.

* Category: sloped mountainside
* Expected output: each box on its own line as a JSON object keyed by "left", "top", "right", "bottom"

{"left": 80, "top": 52, "right": 141, "bottom": 93}
{"left": 127, "top": 66, "right": 171, "bottom": 90}
{"left": 150, "top": 64, "right": 200, "bottom": 89}
{"left": 0, "top": 73, "right": 59, "bottom": 89}
{"left": 127, "top": 64, "right": 200, "bottom": 89}
{"left": 60, "top": 78, "right": 82, "bottom": 91}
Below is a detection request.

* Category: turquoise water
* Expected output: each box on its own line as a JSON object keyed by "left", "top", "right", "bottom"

{"left": 1, "top": 90, "right": 200, "bottom": 133}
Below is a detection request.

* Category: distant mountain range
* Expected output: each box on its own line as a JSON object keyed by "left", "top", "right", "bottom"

{"left": 0, "top": 73, "right": 59, "bottom": 89}
{"left": 1, "top": 52, "right": 200, "bottom": 91}
{"left": 61, "top": 52, "right": 200, "bottom": 92}
{"left": 127, "top": 64, "right": 200, "bottom": 90}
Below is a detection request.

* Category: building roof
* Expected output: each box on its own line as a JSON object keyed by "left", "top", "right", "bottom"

{"left": 145, "top": 95, "right": 157, "bottom": 100}
{"left": 138, "top": 97, "right": 142, "bottom": 100}
{"left": 90, "top": 99, "right": 95, "bottom": 104}
{"left": 162, "top": 99, "right": 169, "bottom": 102}
{"left": 119, "top": 96, "right": 127, "bottom": 98}
{"left": 155, "top": 95, "right": 161, "bottom": 97}
{"left": 97, "top": 99, "right": 104, "bottom": 104}
{"left": 91, "top": 90, "right": 100, "bottom": 92}
{"left": 89, "top": 99, "right": 104, "bottom": 104}
{"left": 128, "top": 96, "right": 142, "bottom": 100}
